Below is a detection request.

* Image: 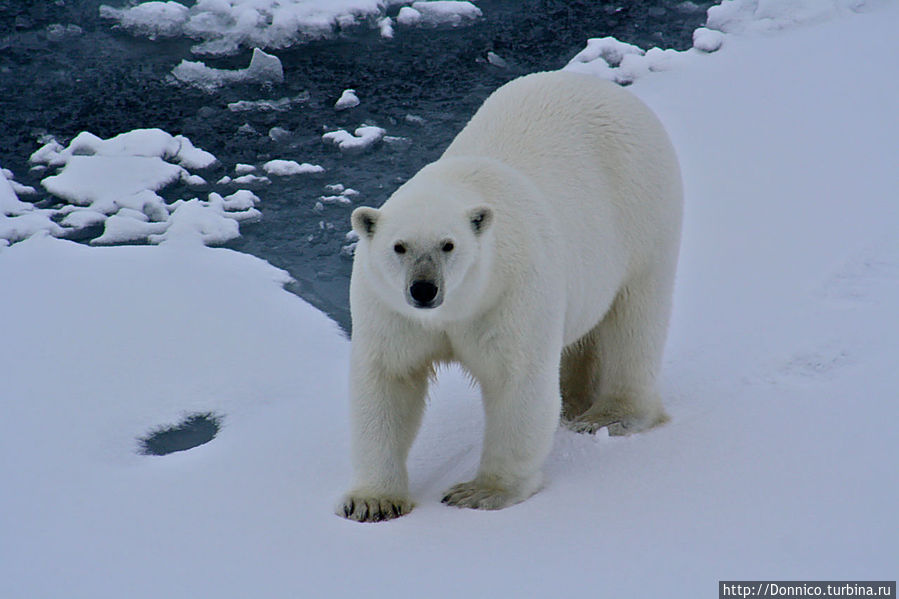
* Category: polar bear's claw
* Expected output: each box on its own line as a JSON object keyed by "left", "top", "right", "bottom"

{"left": 338, "top": 495, "right": 413, "bottom": 522}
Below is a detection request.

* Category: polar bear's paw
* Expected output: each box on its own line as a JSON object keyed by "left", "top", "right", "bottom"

{"left": 337, "top": 494, "right": 413, "bottom": 522}
{"left": 441, "top": 481, "right": 514, "bottom": 510}
{"left": 442, "top": 476, "right": 539, "bottom": 511}
{"left": 565, "top": 403, "right": 669, "bottom": 437}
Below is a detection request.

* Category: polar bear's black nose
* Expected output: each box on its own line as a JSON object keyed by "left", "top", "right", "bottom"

{"left": 410, "top": 280, "right": 439, "bottom": 306}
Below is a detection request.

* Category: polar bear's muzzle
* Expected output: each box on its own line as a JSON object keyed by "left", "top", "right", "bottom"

{"left": 406, "top": 255, "right": 444, "bottom": 309}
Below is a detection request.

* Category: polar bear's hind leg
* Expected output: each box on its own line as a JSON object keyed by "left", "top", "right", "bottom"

{"left": 568, "top": 270, "right": 672, "bottom": 436}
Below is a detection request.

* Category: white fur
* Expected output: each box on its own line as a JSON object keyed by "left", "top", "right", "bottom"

{"left": 338, "top": 71, "right": 682, "bottom": 522}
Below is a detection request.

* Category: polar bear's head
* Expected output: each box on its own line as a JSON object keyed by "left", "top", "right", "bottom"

{"left": 351, "top": 198, "right": 494, "bottom": 321}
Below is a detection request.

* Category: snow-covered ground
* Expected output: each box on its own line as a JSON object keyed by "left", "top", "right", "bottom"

{"left": 1, "top": 1, "right": 897, "bottom": 597}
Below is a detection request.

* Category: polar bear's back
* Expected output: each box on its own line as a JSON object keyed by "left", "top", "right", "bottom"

{"left": 443, "top": 71, "right": 682, "bottom": 342}
{"left": 443, "top": 71, "right": 680, "bottom": 222}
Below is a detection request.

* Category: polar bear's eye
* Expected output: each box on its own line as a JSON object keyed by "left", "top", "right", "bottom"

{"left": 393, "top": 243, "right": 407, "bottom": 254}
{"left": 442, "top": 241, "right": 454, "bottom": 252}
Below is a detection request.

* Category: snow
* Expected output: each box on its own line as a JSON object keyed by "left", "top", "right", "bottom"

{"left": 2, "top": 2, "right": 897, "bottom": 597}
{"left": 263, "top": 159, "right": 326, "bottom": 176}
{"left": 322, "top": 125, "right": 386, "bottom": 153}
{"left": 101, "top": 0, "right": 482, "bottom": 55}
{"left": 171, "top": 48, "right": 284, "bottom": 92}
{"left": 334, "top": 88, "right": 360, "bottom": 111}
{"left": 692, "top": 26, "right": 725, "bottom": 52}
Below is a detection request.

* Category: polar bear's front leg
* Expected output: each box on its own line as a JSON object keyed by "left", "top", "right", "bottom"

{"left": 338, "top": 357, "right": 428, "bottom": 522}
{"left": 442, "top": 353, "right": 561, "bottom": 511}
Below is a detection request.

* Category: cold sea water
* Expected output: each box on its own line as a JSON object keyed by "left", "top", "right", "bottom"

{"left": 0, "top": 0, "right": 711, "bottom": 331}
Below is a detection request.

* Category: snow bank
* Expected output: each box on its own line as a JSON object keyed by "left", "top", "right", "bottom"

{"left": 707, "top": 0, "right": 868, "bottom": 33}
{"left": 101, "top": 0, "right": 483, "bottom": 55}
{"left": 322, "top": 125, "right": 386, "bottom": 153}
{"left": 564, "top": 0, "right": 879, "bottom": 84}
{"left": 19, "top": 128, "right": 260, "bottom": 247}
{"left": 171, "top": 48, "right": 284, "bottom": 92}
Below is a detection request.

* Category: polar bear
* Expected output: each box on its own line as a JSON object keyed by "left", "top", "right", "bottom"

{"left": 338, "top": 71, "right": 682, "bottom": 522}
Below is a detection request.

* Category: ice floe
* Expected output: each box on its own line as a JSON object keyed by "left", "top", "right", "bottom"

{"left": 397, "top": 2, "right": 482, "bottom": 27}
{"left": 263, "top": 160, "right": 325, "bottom": 176}
{"left": 227, "top": 92, "right": 310, "bottom": 112}
{"left": 100, "top": 1, "right": 190, "bottom": 39}
{"left": 101, "top": 0, "right": 483, "bottom": 56}
{"left": 171, "top": 48, "right": 284, "bottom": 92}
{"left": 334, "top": 89, "right": 360, "bottom": 111}
{"left": 322, "top": 126, "right": 386, "bottom": 154}
{"left": 3, "top": 129, "right": 263, "bottom": 247}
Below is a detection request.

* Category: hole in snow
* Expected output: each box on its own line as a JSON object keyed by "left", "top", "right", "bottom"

{"left": 139, "top": 412, "right": 222, "bottom": 456}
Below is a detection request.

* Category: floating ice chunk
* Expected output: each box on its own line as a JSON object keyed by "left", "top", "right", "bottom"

{"left": 19, "top": 129, "right": 243, "bottom": 247}
{"left": 487, "top": 51, "right": 509, "bottom": 68}
{"left": 268, "top": 127, "right": 292, "bottom": 142}
{"left": 319, "top": 195, "right": 353, "bottom": 205}
{"left": 101, "top": 0, "right": 397, "bottom": 54}
{"left": 322, "top": 126, "right": 386, "bottom": 154}
{"left": 383, "top": 136, "right": 412, "bottom": 151}
{"left": 693, "top": 27, "right": 725, "bottom": 52}
{"left": 171, "top": 48, "right": 284, "bottom": 92}
{"left": 227, "top": 92, "right": 310, "bottom": 112}
{"left": 397, "top": 7, "right": 422, "bottom": 26}
{"left": 378, "top": 16, "right": 394, "bottom": 39}
{"left": 0, "top": 168, "right": 64, "bottom": 245}
{"left": 59, "top": 208, "right": 108, "bottom": 229}
{"left": 184, "top": 174, "right": 208, "bottom": 186}
{"left": 92, "top": 212, "right": 168, "bottom": 245}
{"left": 41, "top": 155, "right": 185, "bottom": 214}
{"left": 335, "top": 89, "right": 360, "bottom": 111}
{"left": 398, "top": 2, "right": 483, "bottom": 27}
{"left": 262, "top": 160, "right": 325, "bottom": 176}
{"left": 232, "top": 174, "right": 270, "bottom": 185}
{"left": 173, "top": 134, "right": 217, "bottom": 168}
{"left": 29, "top": 140, "right": 66, "bottom": 167}
{"left": 217, "top": 176, "right": 233, "bottom": 185}
{"left": 1, "top": 170, "right": 35, "bottom": 216}
{"left": 149, "top": 198, "right": 237, "bottom": 245}
{"left": 100, "top": 1, "right": 190, "bottom": 39}
{"left": 46, "top": 23, "right": 84, "bottom": 42}
{"left": 405, "top": 114, "right": 425, "bottom": 125}
{"left": 219, "top": 190, "right": 260, "bottom": 211}
{"left": 235, "top": 163, "right": 256, "bottom": 175}
{"left": 30, "top": 129, "right": 218, "bottom": 171}
{"left": 0, "top": 211, "right": 65, "bottom": 243}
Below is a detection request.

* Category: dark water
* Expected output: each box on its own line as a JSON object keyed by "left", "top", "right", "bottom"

{"left": 1, "top": 0, "right": 712, "bottom": 333}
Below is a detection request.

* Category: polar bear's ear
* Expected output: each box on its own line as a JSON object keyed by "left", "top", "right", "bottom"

{"left": 468, "top": 206, "right": 493, "bottom": 235}
{"left": 351, "top": 206, "right": 380, "bottom": 239}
